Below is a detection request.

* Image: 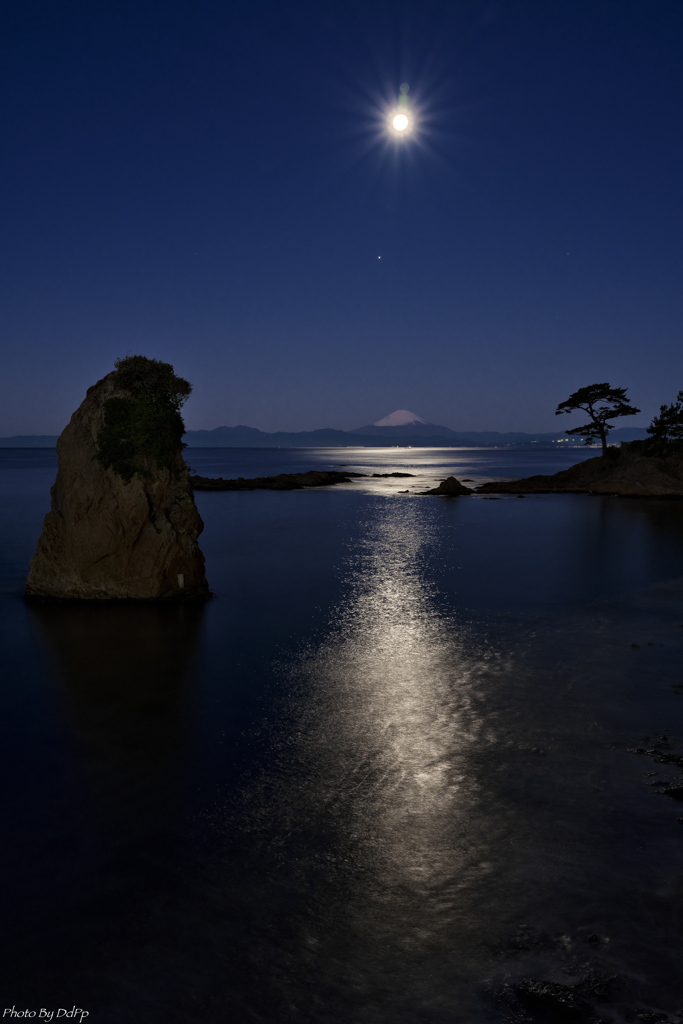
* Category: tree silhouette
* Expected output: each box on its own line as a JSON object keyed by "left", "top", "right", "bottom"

{"left": 646, "top": 390, "right": 683, "bottom": 449}
{"left": 555, "top": 383, "right": 640, "bottom": 455}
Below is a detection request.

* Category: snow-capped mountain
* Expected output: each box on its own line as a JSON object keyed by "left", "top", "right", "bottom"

{"left": 372, "top": 410, "right": 429, "bottom": 427}
{"left": 353, "top": 410, "right": 458, "bottom": 437}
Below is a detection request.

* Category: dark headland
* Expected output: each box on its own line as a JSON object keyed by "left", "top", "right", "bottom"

{"left": 476, "top": 442, "right": 683, "bottom": 497}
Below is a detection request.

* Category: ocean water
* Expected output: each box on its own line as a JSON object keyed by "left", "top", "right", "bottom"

{"left": 2, "top": 447, "right": 683, "bottom": 1022}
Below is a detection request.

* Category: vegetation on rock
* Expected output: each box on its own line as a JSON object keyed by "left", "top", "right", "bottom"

{"left": 645, "top": 390, "right": 683, "bottom": 454}
{"left": 96, "top": 356, "right": 192, "bottom": 482}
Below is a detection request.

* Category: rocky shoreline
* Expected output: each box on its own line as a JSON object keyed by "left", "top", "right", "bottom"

{"left": 475, "top": 444, "right": 683, "bottom": 497}
{"left": 190, "top": 445, "right": 683, "bottom": 499}
{"left": 190, "top": 470, "right": 414, "bottom": 491}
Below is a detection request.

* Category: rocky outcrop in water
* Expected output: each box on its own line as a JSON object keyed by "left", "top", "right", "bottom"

{"left": 190, "top": 470, "right": 415, "bottom": 491}
{"left": 476, "top": 443, "right": 683, "bottom": 496}
{"left": 26, "top": 359, "right": 210, "bottom": 600}
{"left": 419, "top": 476, "right": 473, "bottom": 496}
{"left": 190, "top": 470, "right": 364, "bottom": 491}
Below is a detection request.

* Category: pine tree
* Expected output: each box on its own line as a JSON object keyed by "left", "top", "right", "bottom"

{"left": 555, "top": 383, "right": 640, "bottom": 455}
{"left": 646, "top": 390, "right": 683, "bottom": 449}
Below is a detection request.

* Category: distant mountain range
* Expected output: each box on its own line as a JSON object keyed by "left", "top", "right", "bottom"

{"left": 0, "top": 409, "right": 649, "bottom": 449}
{"left": 180, "top": 423, "right": 648, "bottom": 447}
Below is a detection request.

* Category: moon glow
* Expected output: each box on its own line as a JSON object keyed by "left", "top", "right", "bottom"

{"left": 388, "top": 86, "right": 413, "bottom": 137}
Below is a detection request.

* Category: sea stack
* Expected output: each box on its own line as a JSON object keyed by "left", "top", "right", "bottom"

{"left": 26, "top": 356, "right": 210, "bottom": 600}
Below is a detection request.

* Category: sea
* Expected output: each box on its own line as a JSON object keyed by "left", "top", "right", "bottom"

{"left": 2, "top": 446, "right": 683, "bottom": 1023}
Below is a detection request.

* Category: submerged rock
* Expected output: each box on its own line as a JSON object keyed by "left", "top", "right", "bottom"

{"left": 26, "top": 358, "right": 210, "bottom": 600}
{"left": 477, "top": 443, "right": 683, "bottom": 496}
{"left": 499, "top": 976, "right": 590, "bottom": 1019}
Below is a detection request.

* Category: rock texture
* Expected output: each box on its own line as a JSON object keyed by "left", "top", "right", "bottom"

{"left": 26, "top": 372, "right": 210, "bottom": 600}
{"left": 477, "top": 444, "right": 683, "bottom": 496}
{"left": 419, "top": 476, "right": 473, "bottom": 496}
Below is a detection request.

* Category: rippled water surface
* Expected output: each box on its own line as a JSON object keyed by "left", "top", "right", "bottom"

{"left": 2, "top": 448, "right": 683, "bottom": 1022}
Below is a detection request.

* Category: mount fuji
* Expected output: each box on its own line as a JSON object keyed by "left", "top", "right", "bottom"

{"left": 373, "top": 410, "right": 430, "bottom": 427}
{"left": 352, "top": 409, "right": 459, "bottom": 438}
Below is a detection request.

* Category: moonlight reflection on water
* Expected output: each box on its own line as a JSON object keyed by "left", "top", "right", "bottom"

{"left": 216, "top": 495, "right": 683, "bottom": 1020}
{"left": 219, "top": 497, "right": 511, "bottom": 1019}
{"left": 3, "top": 450, "right": 683, "bottom": 1020}
{"left": 295, "top": 499, "right": 493, "bottom": 895}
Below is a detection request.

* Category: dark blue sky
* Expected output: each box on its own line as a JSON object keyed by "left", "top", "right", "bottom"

{"left": 2, "top": 0, "right": 682, "bottom": 434}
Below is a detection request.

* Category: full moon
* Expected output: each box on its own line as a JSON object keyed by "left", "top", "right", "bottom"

{"left": 392, "top": 113, "right": 409, "bottom": 131}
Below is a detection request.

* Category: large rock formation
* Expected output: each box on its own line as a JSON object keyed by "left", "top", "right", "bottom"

{"left": 476, "top": 443, "right": 683, "bottom": 496}
{"left": 26, "top": 361, "right": 210, "bottom": 599}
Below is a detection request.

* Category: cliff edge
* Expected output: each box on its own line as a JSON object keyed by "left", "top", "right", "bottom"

{"left": 26, "top": 358, "right": 210, "bottom": 599}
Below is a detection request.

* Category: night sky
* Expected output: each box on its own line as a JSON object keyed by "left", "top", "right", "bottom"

{"left": 2, "top": 0, "right": 682, "bottom": 436}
